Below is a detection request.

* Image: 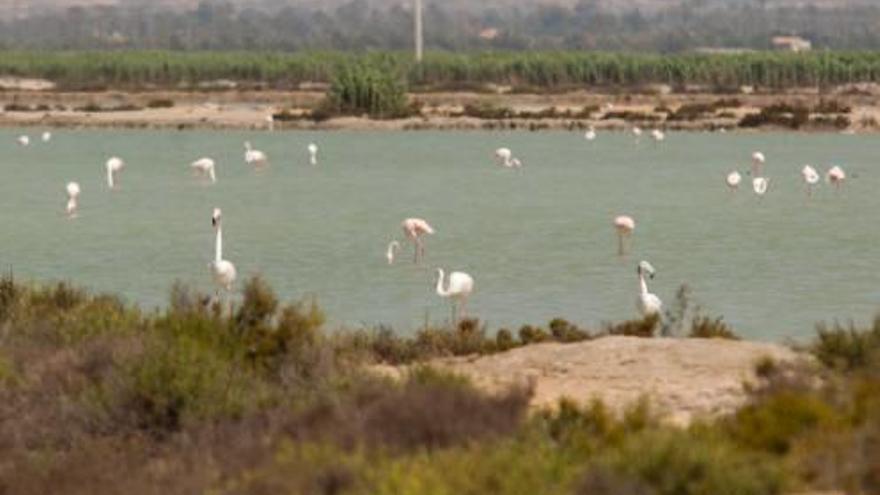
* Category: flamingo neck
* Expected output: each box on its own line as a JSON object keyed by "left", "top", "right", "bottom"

{"left": 639, "top": 272, "right": 648, "bottom": 295}
{"left": 208, "top": 167, "right": 216, "bottom": 183}
{"left": 106, "top": 167, "right": 114, "bottom": 188}
{"left": 215, "top": 225, "right": 223, "bottom": 263}
{"left": 436, "top": 270, "right": 450, "bottom": 297}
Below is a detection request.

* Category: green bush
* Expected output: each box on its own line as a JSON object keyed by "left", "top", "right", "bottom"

{"left": 812, "top": 318, "right": 880, "bottom": 372}
{"left": 318, "top": 62, "right": 412, "bottom": 119}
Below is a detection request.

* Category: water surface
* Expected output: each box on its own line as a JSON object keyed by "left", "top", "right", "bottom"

{"left": 2, "top": 129, "right": 876, "bottom": 341}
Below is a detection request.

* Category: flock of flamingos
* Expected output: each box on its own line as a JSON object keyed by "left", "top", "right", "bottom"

{"left": 14, "top": 126, "right": 850, "bottom": 323}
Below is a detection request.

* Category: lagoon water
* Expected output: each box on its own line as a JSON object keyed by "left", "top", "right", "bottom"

{"left": 2, "top": 129, "right": 878, "bottom": 341}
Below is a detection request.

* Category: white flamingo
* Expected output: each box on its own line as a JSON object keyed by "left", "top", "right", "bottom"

{"left": 726, "top": 171, "right": 742, "bottom": 191}
{"left": 105, "top": 157, "right": 125, "bottom": 189}
{"left": 42, "top": 131, "right": 52, "bottom": 143}
{"left": 244, "top": 141, "right": 268, "bottom": 167}
{"left": 751, "top": 151, "right": 766, "bottom": 176}
{"left": 402, "top": 218, "right": 435, "bottom": 264}
{"left": 65, "top": 182, "right": 80, "bottom": 218}
{"left": 827, "top": 165, "right": 846, "bottom": 190}
{"left": 435, "top": 268, "right": 474, "bottom": 323}
{"left": 801, "top": 165, "right": 820, "bottom": 196}
{"left": 191, "top": 157, "right": 217, "bottom": 183}
{"left": 651, "top": 129, "right": 665, "bottom": 143}
{"left": 636, "top": 261, "right": 662, "bottom": 318}
{"left": 584, "top": 126, "right": 597, "bottom": 141}
{"left": 494, "top": 147, "right": 521, "bottom": 168}
{"left": 386, "top": 240, "right": 401, "bottom": 265}
{"left": 308, "top": 143, "right": 319, "bottom": 166}
{"left": 16, "top": 135, "right": 29, "bottom": 147}
{"left": 753, "top": 177, "right": 769, "bottom": 196}
{"left": 632, "top": 126, "right": 643, "bottom": 142}
{"left": 210, "top": 208, "right": 237, "bottom": 298}
{"left": 613, "top": 215, "right": 635, "bottom": 256}
{"left": 265, "top": 114, "right": 275, "bottom": 131}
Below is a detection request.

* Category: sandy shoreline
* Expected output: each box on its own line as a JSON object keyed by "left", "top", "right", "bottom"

{"left": 0, "top": 88, "right": 876, "bottom": 132}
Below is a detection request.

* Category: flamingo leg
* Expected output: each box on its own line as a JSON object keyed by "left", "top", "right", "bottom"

{"left": 617, "top": 233, "right": 625, "bottom": 256}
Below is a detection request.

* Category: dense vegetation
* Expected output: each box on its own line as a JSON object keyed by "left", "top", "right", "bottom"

{"left": 2, "top": 275, "right": 880, "bottom": 494}
{"left": 6, "top": 50, "right": 880, "bottom": 92}
{"left": 6, "top": 0, "right": 880, "bottom": 52}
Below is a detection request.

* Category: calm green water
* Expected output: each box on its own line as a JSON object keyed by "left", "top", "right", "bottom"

{"left": 2, "top": 129, "right": 877, "bottom": 340}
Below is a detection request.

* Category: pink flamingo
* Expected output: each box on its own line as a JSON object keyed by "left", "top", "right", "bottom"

{"left": 827, "top": 165, "right": 846, "bottom": 191}
{"left": 402, "top": 218, "right": 435, "bottom": 264}
{"left": 613, "top": 215, "right": 635, "bottom": 256}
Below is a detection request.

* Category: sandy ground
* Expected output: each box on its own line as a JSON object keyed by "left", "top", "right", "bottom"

{"left": 0, "top": 88, "right": 875, "bottom": 131}
{"left": 377, "top": 336, "right": 802, "bottom": 426}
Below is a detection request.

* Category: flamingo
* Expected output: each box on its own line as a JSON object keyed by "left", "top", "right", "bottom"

{"left": 726, "top": 171, "right": 742, "bottom": 191}
{"left": 435, "top": 268, "right": 474, "bottom": 323}
{"left": 494, "top": 147, "right": 521, "bottom": 168}
{"left": 244, "top": 141, "right": 268, "bottom": 167}
{"left": 632, "top": 126, "right": 643, "bottom": 142}
{"left": 105, "top": 157, "right": 125, "bottom": 189}
{"left": 584, "top": 126, "right": 597, "bottom": 141}
{"left": 801, "top": 165, "right": 820, "bottom": 196}
{"left": 651, "top": 129, "right": 665, "bottom": 143}
{"left": 308, "top": 143, "right": 319, "bottom": 166}
{"left": 636, "top": 261, "right": 662, "bottom": 317}
{"left": 751, "top": 151, "right": 766, "bottom": 176}
{"left": 65, "top": 182, "right": 80, "bottom": 218}
{"left": 265, "top": 114, "right": 275, "bottom": 131}
{"left": 191, "top": 157, "right": 217, "bottom": 183}
{"left": 386, "top": 241, "right": 401, "bottom": 265}
{"left": 402, "top": 218, "right": 435, "bottom": 264}
{"left": 827, "top": 165, "right": 846, "bottom": 190}
{"left": 16, "top": 135, "right": 29, "bottom": 147}
{"left": 753, "top": 177, "right": 769, "bottom": 196}
{"left": 42, "top": 131, "right": 51, "bottom": 143}
{"left": 210, "top": 208, "right": 237, "bottom": 299}
{"left": 613, "top": 215, "right": 635, "bottom": 256}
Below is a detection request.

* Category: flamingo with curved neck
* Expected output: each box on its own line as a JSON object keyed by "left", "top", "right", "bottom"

{"left": 636, "top": 261, "right": 662, "bottom": 318}
{"left": 435, "top": 268, "right": 474, "bottom": 323}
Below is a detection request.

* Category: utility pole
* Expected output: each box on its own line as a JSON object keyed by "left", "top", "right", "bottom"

{"left": 414, "top": 0, "right": 423, "bottom": 62}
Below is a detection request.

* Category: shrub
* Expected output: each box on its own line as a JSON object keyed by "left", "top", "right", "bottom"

{"left": 318, "top": 62, "right": 411, "bottom": 119}
{"left": 519, "top": 324, "right": 550, "bottom": 344}
{"left": 604, "top": 315, "right": 659, "bottom": 338}
{"left": 812, "top": 318, "right": 880, "bottom": 372}
{"left": 689, "top": 315, "right": 739, "bottom": 340}
{"left": 146, "top": 98, "right": 174, "bottom": 109}
{"left": 589, "top": 429, "right": 787, "bottom": 495}
{"left": 549, "top": 318, "right": 592, "bottom": 343}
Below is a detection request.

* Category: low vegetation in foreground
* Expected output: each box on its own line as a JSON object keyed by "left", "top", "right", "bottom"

{"left": 1, "top": 276, "right": 880, "bottom": 494}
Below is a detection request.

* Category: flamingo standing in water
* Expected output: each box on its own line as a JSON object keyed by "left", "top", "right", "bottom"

{"left": 386, "top": 240, "right": 401, "bottom": 265}
{"left": 753, "top": 177, "right": 769, "bottom": 197}
{"left": 584, "top": 126, "right": 597, "bottom": 141}
{"left": 726, "top": 171, "right": 742, "bottom": 191}
{"left": 308, "top": 143, "right": 319, "bottom": 166}
{"left": 494, "top": 148, "right": 522, "bottom": 168}
{"left": 402, "top": 218, "right": 434, "bottom": 264}
{"left": 191, "top": 157, "right": 217, "bottom": 183}
{"left": 632, "top": 126, "right": 643, "bottom": 143}
{"left": 105, "top": 157, "right": 125, "bottom": 189}
{"left": 636, "top": 261, "right": 662, "bottom": 318}
{"left": 435, "top": 268, "right": 474, "bottom": 323}
{"left": 210, "top": 208, "right": 237, "bottom": 300}
{"left": 613, "top": 215, "right": 635, "bottom": 256}
{"left": 16, "top": 135, "right": 29, "bottom": 147}
{"left": 265, "top": 114, "right": 275, "bottom": 131}
{"left": 42, "top": 131, "right": 52, "bottom": 143}
{"left": 827, "top": 165, "right": 846, "bottom": 190}
{"left": 751, "top": 151, "right": 766, "bottom": 176}
{"left": 801, "top": 165, "right": 820, "bottom": 196}
{"left": 651, "top": 129, "right": 665, "bottom": 143}
{"left": 244, "top": 141, "right": 268, "bottom": 167}
{"left": 65, "top": 182, "right": 80, "bottom": 218}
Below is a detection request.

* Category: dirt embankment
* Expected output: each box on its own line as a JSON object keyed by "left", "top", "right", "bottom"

{"left": 378, "top": 336, "right": 802, "bottom": 426}
{"left": 0, "top": 87, "right": 876, "bottom": 131}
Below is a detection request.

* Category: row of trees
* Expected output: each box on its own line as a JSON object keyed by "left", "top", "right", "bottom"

{"left": 4, "top": 0, "right": 880, "bottom": 51}
{"left": 4, "top": 50, "right": 880, "bottom": 91}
